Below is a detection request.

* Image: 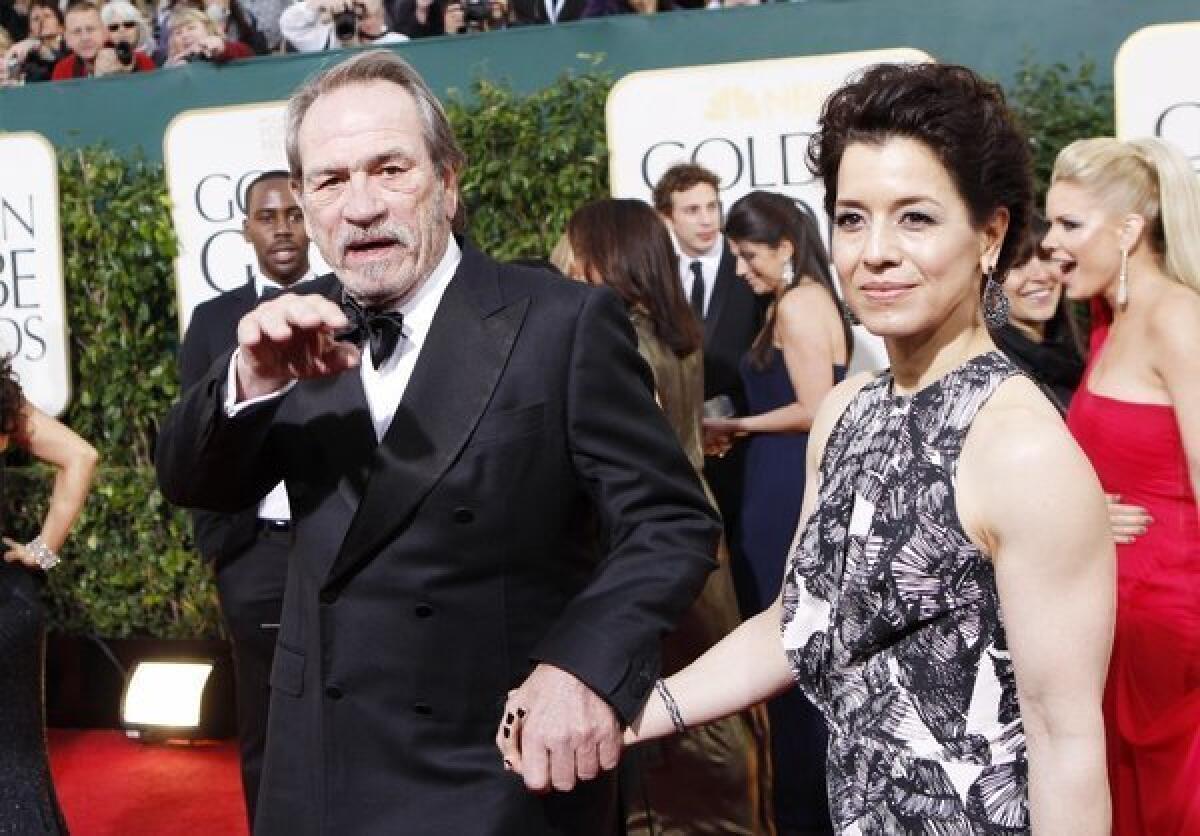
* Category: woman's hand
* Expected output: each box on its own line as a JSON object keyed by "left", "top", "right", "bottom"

{"left": 701, "top": 419, "right": 740, "bottom": 457}
{"left": 3, "top": 537, "right": 49, "bottom": 571}
{"left": 1105, "top": 494, "right": 1152, "bottom": 545}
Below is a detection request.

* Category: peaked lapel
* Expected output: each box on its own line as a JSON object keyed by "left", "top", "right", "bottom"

{"left": 324, "top": 247, "right": 528, "bottom": 589}
{"left": 703, "top": 239, "right": 735, "bottom": 345}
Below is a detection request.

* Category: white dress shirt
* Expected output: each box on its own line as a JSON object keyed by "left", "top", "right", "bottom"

{"left": 225, "top": 238, "right": 463, "bottom": 453}
{"left": 250, "top": 271, "right": 315, "bottom": 521}
{"left": 674, "top": 235, "right": 724, "bottom": 318}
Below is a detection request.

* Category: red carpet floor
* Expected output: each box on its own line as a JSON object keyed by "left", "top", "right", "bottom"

{"left": 48, "top": 729, "right": 249, "bottom": 835}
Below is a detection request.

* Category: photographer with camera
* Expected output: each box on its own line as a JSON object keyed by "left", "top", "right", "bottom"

{"left": 3, "top": 0, "right": 67, "bottom": 84}
{"left": 100, "top": 2, "right": 156, "bottom": 68}
{"left": 279, "top": 0, "right": 405, "bottom": 51}
{"left": 51, "top": 0, "right": 154, "bottom": 79}
{"left": 384, "top": 0, "right": 505, "bottom": 37}
{"left": 163, "top": 6, "right": 253, "bottom": 64}
{"left": 153, "top": 0, "right": 268, "bottom": 64}
{"left": 442, "top": 0, "right": 507, "bottom": 34}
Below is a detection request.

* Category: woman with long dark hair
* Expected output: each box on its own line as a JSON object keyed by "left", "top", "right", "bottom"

{"left": 707, "top": 190, "right": 852, "bottom": 618}
{"left": 1, "top": 356, "right": 97, "bottom": 833}
{"left": 564, "top": 198, "right": 771, "bottom": 836}
{"left": 701, "top": 190, "right": 849, "bottom": 835}
{"left": 990, "top": 213, "right": 1085, "bottom": 413}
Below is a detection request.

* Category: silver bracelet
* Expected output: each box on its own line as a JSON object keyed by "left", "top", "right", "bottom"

{"left": 654, "top": 678, "right": 686, "bottom": 734}
{"left": 27, "top": 536, "right": 61, "bottom": 571}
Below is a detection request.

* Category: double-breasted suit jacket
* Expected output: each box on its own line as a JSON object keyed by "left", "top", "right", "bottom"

{"left": 156, "top": 244, "right": 720, "bottom": 835}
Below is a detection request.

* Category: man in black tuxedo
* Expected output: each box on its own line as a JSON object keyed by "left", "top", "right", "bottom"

{"left": 653, "top": 164, "right": 764, "bottom": 553}
{"left": 176, "top": 170, "right": 315, "bottom": 822}
{"left": 156, "top": 50, "right": 718, "bottom": 836}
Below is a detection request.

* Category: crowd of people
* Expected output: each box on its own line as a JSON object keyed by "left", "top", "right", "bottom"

{"left": 1, "top": 44, "right": 1198, "bottom": 836}
{"left": 0, "top": 0, "right": 766, "bottom": 82}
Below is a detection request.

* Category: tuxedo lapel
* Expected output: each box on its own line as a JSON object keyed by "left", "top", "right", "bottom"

{"left": 704, "top": 241, "right": 736, "bottom": 344}
{"left": 325, "top": 249, "right": 528, "bottom": 589}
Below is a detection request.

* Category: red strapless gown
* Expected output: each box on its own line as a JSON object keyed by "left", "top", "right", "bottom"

{"left": 1067, "top": 302, "right": 1200, "bottom": 836}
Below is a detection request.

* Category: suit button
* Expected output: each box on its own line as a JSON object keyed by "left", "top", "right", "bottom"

{"left": 325, "top": 685, "right": 343, "bottom": 700}
{"left": 320, "top": 589, "right": 338, "bottom": 605}
{"left": 414, "top": 603, "right": 434, "bottom": 618}
{"left": 413, "top": 702, "right": 433, "bottom": 716}
{"left": 452, "top": 507, "right": 474, "bottom": 524}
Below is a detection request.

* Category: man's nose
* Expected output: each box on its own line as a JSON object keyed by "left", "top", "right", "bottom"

{"left": 342, "top": 175, "right": 385, "bottom": 225}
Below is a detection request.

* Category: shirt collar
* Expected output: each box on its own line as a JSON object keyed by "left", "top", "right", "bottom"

{"left": 394, "top": 235, "right": 462, "bottom": 338}
{"left": 255, "top": 269, "right": 315, "bottom": 298}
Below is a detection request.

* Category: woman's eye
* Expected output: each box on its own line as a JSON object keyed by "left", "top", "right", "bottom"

{"left": 899, "top": 211, "right": 935, "bottom": 227}
{"left": 834, "top": 212, "right": 863, "bottom": 230}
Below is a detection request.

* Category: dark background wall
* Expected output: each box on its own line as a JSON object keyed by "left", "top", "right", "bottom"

{"left": 1, "top": 0, "right": 1196, "bottom": 160}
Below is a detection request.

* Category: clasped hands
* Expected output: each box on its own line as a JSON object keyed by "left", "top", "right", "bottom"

{"left": 702, "top": 417, "right": 744, "bottom": 458}
{"left": 494, "top": 663, "right": 622, "bottom": 793}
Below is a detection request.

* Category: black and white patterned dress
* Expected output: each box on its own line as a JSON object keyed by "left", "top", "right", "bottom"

{"left": 781, "top": 351, "right": 1028, "bottom": 835}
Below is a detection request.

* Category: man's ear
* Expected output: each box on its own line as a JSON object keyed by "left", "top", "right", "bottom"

{"left": 442, "top": 166, "right": 460, "bottom": 224}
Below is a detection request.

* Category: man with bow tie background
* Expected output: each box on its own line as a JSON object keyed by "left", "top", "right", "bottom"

{"left": 176, "top": 168, "right": 316, "bottom": 825}
{"left": 156, "top": 49, "right": 719, "bottom": 835}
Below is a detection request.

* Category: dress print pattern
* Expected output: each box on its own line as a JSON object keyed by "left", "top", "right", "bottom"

{"left": 781, "top": 352, "right": 1028, "bottom": 835}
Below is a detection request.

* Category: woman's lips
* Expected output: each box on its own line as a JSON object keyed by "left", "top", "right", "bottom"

{"left": 859, "top": 282, "right": 916, "bottom": 302}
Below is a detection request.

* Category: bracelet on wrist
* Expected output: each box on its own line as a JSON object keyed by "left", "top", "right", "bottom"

{"left": 27, "top": 536, "right": 61, "bottom": 571}
{"left": 654, "top": 678, "right": 686, "bottom": 734}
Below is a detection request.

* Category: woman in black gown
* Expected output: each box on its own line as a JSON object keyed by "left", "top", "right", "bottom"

{"left": 1, "top": 356, "right": 98, "bottom": 834}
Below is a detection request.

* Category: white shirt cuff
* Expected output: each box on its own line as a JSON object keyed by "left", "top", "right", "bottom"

{"left": 224, "top": 348, "right": 297, "bottom": 417}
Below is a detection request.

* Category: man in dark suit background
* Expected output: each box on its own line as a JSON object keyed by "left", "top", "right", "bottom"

{"left": 156, "top": 50, "right": 719, "bottom": 835}
{"left": 653, "top": 164, "right": 764, "bottom": 560}
{"left": 176, "top": 170, "right": 315, "bottom": 823}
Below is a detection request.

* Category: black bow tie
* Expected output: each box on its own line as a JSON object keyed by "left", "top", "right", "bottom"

{"left": 338, "top": 294, "right": 406, "bottom": 370}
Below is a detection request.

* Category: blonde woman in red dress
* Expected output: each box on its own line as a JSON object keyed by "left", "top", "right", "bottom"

{"left": 1045, "top": 136, "right": 1200, "bottom": 836}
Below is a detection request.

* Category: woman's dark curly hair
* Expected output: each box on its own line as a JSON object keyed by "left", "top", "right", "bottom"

{"left": 0, "top": 355, "right": 25, "bottom": 437}
{"left": 807, "top": 62, "right": 1033, "bottom": 278}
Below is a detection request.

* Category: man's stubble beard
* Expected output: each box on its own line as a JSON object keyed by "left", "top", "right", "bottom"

{"left": 335, "top": 185, "right": 450, "bottom": 310}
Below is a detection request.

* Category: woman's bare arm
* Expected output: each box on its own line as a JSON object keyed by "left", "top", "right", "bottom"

{"left": 960, "top": 379, "right": 1114, "bottom": 835}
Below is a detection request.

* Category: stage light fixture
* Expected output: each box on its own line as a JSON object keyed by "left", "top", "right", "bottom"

{"left": 120, "top": 660, "right": 215, "bottom": 740}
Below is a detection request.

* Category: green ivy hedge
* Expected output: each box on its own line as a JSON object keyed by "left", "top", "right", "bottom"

{"left": 2, "top": 59, "right": 1111, "bottom": 639}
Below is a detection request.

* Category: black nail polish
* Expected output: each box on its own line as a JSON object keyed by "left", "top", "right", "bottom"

{"left": 503, "top": 727, "right": 510, "bottom": 739}
{"left": 517, "top": 708, "right": 526, "bottom": 718}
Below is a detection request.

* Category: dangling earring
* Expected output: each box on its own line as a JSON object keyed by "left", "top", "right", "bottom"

{"left": 1117, "top": 246, "right": 1129, "bottom": 310}
{"left": 781, "top": 261, "right": 795, "bottom": 287}
{"left": 982, "top": 267, "right": 1010, "bottom": 329}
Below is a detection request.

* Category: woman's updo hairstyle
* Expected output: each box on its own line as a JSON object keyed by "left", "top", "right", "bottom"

{"left": 808, "top": 62, "right": 1034, "bottom": 278}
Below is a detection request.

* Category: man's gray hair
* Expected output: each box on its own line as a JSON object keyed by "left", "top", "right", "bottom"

{"left": 285, "top": 50, "right": 466, "bottom": 182}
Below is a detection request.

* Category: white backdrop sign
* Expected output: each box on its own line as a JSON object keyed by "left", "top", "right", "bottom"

{"left": 0, "top": 133, "right": 69, "bottom": 416}
{"left": 607, "top": 48, "right": 932, "bottom": 374}
{"left": 1115, "top": 21, "right": 1200, "bottom": 166}
{"left": 164, "top": 102, "right": 327, "bottom": 333}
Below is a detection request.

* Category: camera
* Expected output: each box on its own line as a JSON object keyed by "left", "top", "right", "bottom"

{"left": 332, "top": 5, "right": 360, "bottom": 39}
{"left": 113, "top": 40, "right": 135, "bottom": 66}
{"left": 462, "top": 0, "right": 489, "bottom": 26}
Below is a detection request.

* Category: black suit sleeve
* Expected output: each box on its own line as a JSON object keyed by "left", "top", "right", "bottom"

{"left": 156, "top": 348, "right": 286, "bottom": 515}
{"left": 531, "top": 287, "right": 721, "bottom": 722}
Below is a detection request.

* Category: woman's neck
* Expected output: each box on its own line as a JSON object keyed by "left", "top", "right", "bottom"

{"left": 887, "top": 308, "right": 995, "bottom": 395}
{"left": 1103, "top": 252, "right": 1172, "bottom": 321}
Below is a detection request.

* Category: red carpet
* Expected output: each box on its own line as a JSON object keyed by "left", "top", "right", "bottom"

{"left": 48, "top": 729, "right": 249, "bottom": 835}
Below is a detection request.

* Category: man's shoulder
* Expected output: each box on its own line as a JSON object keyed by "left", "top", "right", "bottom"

{"left": 190, "top": 282, "right": 257, "bottom": 324}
